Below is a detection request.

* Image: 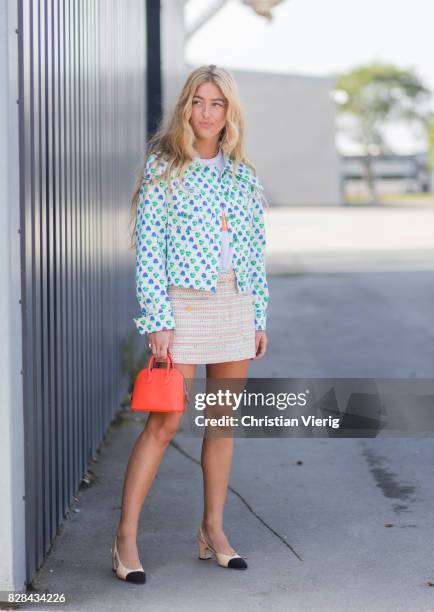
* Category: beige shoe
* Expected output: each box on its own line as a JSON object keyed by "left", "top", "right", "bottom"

{"left": 197, "top": 526, "right": 248, "bottom": 570}
{"left": 111, "top": 535, "right": 146, "bottom": 583}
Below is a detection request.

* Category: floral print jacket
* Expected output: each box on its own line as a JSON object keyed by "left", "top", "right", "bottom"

{"left": 133, "top": 151, "right": 269, "bottom": 335}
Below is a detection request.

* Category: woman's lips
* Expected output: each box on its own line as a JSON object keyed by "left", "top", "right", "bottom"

{"left": 200, "top": 123, "right": 212, "bottom": 128}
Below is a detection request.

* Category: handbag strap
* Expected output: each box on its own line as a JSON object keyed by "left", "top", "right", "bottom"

{"left": 146, "top": 352, "right": 173, "bottom": 384}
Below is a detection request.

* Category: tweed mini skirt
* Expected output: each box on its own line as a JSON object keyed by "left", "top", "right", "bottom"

{"left": 166, "top": 269, "right": 256, "bottom": 364}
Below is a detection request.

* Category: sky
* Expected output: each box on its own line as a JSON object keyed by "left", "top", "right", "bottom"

{"left": 185, "top": 0, "right": 434, "bottom": 154}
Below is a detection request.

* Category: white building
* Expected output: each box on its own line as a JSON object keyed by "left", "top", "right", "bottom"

{"left": 163, "top": 0, "right": 341, "bottom": 206}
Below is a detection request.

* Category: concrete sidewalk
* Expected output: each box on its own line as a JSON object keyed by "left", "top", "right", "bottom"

{"left": 27, "top": 412, "right": 434, "bottom": 612}
{"left": 266, "top": 203, "right": 434, "bottom": 274}
{"left": 27, "top": 271, "right": 434, "bottom": 612}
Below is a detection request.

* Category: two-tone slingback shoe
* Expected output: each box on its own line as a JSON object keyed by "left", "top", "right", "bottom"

{"left": 111, "top": 535, "right": 146, "bottom": 584}
{"left": 196, "top": 526, "right": 248, "bottom": 570}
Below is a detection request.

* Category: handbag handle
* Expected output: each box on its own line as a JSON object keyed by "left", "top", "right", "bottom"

{"left": 146, "top": 351, "right": 174, "bottom": 385}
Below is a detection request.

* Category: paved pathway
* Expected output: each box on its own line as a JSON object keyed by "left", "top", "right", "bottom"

{"left": 28, "top": 263, "right": 434, "bottom": 611}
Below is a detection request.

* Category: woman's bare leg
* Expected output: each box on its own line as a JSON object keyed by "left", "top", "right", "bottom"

{"left": 116, "top": 361, "right": 197, "bottom": 568}
{"left": 200, "top": 358, "right": 250, "bottom": 554}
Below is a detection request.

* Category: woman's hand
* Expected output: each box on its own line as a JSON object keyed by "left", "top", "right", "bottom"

{"left": 252, "top": 331, "right": 267, "bottom": 360}
{"left": 148, "top": 330, "right": 174, "bottom": 362}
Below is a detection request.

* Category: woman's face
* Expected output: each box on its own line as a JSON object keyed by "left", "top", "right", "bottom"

{"left": 190, "top": 81, "right": 227, "bottom": 142}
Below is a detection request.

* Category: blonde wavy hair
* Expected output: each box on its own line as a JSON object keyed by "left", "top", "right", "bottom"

{"left": 129, "top": 64, "right": 257, "bottom": 247}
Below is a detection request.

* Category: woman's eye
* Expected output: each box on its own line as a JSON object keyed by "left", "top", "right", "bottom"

{"left": 192, "top": 100, "right": 222, "bottom": 107}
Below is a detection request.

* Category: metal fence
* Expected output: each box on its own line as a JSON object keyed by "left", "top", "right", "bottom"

{"left": 18, "top": 0, "right": 147, "bottom": 582}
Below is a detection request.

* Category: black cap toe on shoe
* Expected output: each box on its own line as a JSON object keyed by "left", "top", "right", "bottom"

{"left": 227, "top": 557, "right": 248, "bottom": 570}
{"left": 125, "top": 571, "right": 147, "bottom": 584}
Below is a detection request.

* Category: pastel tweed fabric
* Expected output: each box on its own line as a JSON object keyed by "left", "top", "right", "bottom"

{"left": 167, "top": 270, "right": 256, "bottom": 364}
{"left": 133, "top": 151, "right": 269, "bottom": 334}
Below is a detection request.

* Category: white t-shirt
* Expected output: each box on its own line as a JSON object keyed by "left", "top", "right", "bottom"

{"left": 195, "top": 149, "right": 234, "bottom": 272}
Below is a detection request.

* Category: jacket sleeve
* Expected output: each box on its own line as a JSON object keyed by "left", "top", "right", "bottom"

{"left": 250, "top": 180, "right": 270, "bottom": 331}
{"left": 133, "top": 158, "right": 176, "bottom": 335}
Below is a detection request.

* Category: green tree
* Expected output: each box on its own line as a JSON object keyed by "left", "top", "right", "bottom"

{"left": 335, "top": 63, "right": 431, "bottom": 204}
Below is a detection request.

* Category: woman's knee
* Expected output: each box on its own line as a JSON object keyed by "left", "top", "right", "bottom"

{"left": 146, "top": 413, "right": 182, "bottom": 446}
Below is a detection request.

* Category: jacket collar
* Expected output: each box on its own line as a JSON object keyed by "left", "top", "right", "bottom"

{"left": 186, "top": 149, "right": 261, "bottom": 189}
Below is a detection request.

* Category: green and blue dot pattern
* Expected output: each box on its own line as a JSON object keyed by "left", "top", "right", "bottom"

{"left": 133, "top": 152, "right": 269, "bottom": 334}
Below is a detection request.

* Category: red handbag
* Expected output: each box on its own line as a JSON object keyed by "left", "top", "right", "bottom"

{"left": 130, "top": 351, "right": 186, "bottom": 412}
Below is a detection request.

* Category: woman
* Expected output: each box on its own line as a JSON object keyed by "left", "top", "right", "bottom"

{"left": 111, "top": 64, "right": 269, "bottom": 583}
